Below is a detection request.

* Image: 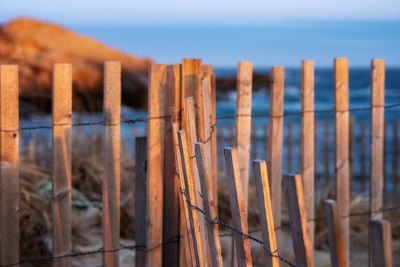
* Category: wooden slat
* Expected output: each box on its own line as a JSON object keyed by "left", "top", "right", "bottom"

{"left": 103, "top": 61, "right": 121, "bottom": 267}
{"left": 0, "top": 65, "right": 19, "bottom": 266}
{"left": 283, "top": 174, "right": 314, "bottom": 267}
{"left": 177, "top": 130, "right": 205, "bottom": 267}
{"left": 52, "top": 64, "right": 72, "bottom": 267}
{"left": 135, "top": 137, "right": 148, "bottom": 267}
{"left": 301, "top": 60, "right": 315, "bottom": 245}
{"left": 171, "top": 122, "right": 196, "bottom": 267}
{"left": 224, "top": 148, "right": 253, "bottom": 267}
{"left": 370, "top": 59, "right": 385, "bottom": 219}
{"left": 370, "top": 219, "right": 393, "bottom": 267}
{"left": 163, "top": 64, "right": 181, "bottom": 266}
{"left": 325, "top": 199, "right": 347, "bottom": 267}
{"left": 253, "top": 160, "right": 279, "bottom": 267}
{"left": 147, "top": 64, "right": 167, "bottom": 267}
{"left": 268, "top": 66, "right": 285, "bottom": 239}
{"left": 195, "top": 142, "right": 223, "bottom": 267}
{"left": 334, "top": 58, "right": 350, "bottom": 262}
{"left": 235, "top": 62, "right": 253, "bottom": 209}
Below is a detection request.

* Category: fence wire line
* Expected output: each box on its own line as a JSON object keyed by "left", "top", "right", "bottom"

{"left": 3, "top": 102, "right": 400, "bottom": 132}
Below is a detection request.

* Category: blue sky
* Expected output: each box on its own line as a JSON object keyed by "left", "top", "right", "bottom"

{"left": 1, "top": 0, "right": 400, "bottom": 25}
{"left": 1, "top": 1, "right": 399, "bottom": 67}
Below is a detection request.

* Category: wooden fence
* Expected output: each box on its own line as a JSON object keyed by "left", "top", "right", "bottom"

{"left": 0, "top": 58, "right": 398, "bottom": 267}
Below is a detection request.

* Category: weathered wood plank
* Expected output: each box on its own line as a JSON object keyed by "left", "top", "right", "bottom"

{"left": 52, "top": 63, "right": 72, "bottom": 267}
{"left": 283, "top": 174, "right": 314, "bottom": 267}
{"left": 0, "top": 64, "right": 19, "bottom": 266}
{"left": 370, "top": 59, "right": 385, "bottom": 219}
{"left": 253, "top": 160, "right": 279, "bottom": 267}
{"left": 334, "top": 58, "right": 350, "bottom": 262}
{"left": 370, "top": 219, "right": 393, "bottom": 267}
{"left": 147, "top": 64, "right": 167, "bottom": 267}
{"left": 224, "top": 148, "right": 253, "bottom": 267}
{"left": 301, "top": 60, "right": 315, "bottom": 246}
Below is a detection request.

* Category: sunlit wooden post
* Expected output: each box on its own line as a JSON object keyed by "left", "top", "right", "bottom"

{"left": 334, "top": 58, "right": 350, "bottom": 262}
{"left": 370, "top": 59, "right": 385, "bottom": 219}
{"left": 224, "top": 148, "right": 253, "bottom": 267}
{"left": 163, "top": 64, "right": 181, "bottom": 266}
{"left": 301, "top": 60, "right": 315, "bottom": 245}
{"left": 195, "top": 143, "right": 223, "bottom": 267}
{"left": 178, "top": 130, "right": 205, "bottom": 267}
{"left": 135, "top": 137, "right": 147, "bottom": 267}
{"left": 283, "top": 174, "right": 314, "bottom": 267}
{"left": 253, "top": 160, "right": 279, "bottom": 267}
{"left": 235, "top": 62, "right": 253, "bottom": 209}
{"left": 147, "top": 64, "right": 167, "bottom": 267}
{"left": 268, "top": 66, "right": 285, "bottom": 240}
{"left": 52, "top": 64, "right": 72, "bottom": 267}
{"left": 103, "top": 61, "right": 121, "bottom": 267}
{"left": 0, "top": 65, "right": 19, "bottom": 266}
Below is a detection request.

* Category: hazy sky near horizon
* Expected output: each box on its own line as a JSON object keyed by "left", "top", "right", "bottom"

{"left": 1, "top": 0, "right": 400, "bottom": 25}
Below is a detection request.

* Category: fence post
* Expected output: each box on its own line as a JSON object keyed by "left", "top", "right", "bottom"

{"left": 283, "top": 174, "right": 314, "bottom": 267}
{"left": 171, "top": 122, "right": 196, "bottom": 266}
{"left": 253, "top": 160, "right": 279, "bottom": 267}
{"left": 195, "top": 142, "right": 223, "bottom": 267}
{"left": 177, "top": 130, "right": 205, "bottom": 267}
{"left": 147, "top": 64, "right": 167, "bottom": 267}
{"left": 202, "top": 65, "right": 218, "bottom": 208}
{"left": 163, "top": 64, "right": 181, "bottom": 266}
{"left": 52, "top": 64, "right": 72, "bottom": 267}
{"left": 224, "top": 147, "right": 253, "bottom": 267}
{"left": 181, "top": 58, "right": 201, "bottom": 130}
{"left": 370, "top": 220, "right": 393, "bottom": 267}
{"left": 325, "top": 199, "right": 347, "bottom": 267}
{"left": 235, "top": 62, "right": 253, "bottom": 209}
{"left": 370, "top": 59, "right": 385, "bottom": 219}
{"left": 268, "top": 66, "right": 285, "bottom": 241}
{"left": 103, "top": 61, "right": 121, "bottom": 267}
{"left": 334, "top": 58, "right": 350, "bottom": 263}
{"left": 135, "top": 137, "right": 148, "bottom": 267}
{"left": 0, "top": 65, "right": 19, "bottom": 266}
{"left": 301, "top": 60, "right": 315, "bottom": 246}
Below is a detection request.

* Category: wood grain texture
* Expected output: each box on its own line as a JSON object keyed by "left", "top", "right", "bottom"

{"left": 301, "top": 60, "right": 315, "bottom": 246}
{"left": 370, "top": 219, "right": 392, "bottom": 267}
{"left": 325, "top": 199, "right": 347, "bottom": 267}
{"left": 224, "top": 148, "right": 253, "bottom": 267}
{"left": 163, "top": 64, "right": 181, "bottom": 266}
{"left": 178, "top": 130, "right": 205, "bottom": 267}
{"left": 370, "top": 59, "right": 385, "bottom": 219}
{"left": 103, "top": 61, "right": 121, "bottom": 267}
{"left": 235, "top": 62, "right": 253, "bottom": 209}
{"left": 0, "top": 65, "right": 19, "bottom": 266}
{"left": 52, "top": 63, "right": 72, "bottom": 267}
{"left": 147, "top": 64, "right": 167, "bottom": 267}
{"left": 283, "top": 175, "right": 314, "bottom": 267}
{"left": 135, "top": 137, "right": 147, "bottom": 267}
{"left": 268, "top": 66, "right": 285, "bottom": 240}
{"left": 172, "top": 122, "right": 196, "bottom": 267}
{"left": 334, "top": 58, "right": 350, "bottom": 263}
{"left": 253, "top": 160, "right": 279, "bottom": 267}
{"left": 195, "top": 143, "right": 223, "bottom": 267}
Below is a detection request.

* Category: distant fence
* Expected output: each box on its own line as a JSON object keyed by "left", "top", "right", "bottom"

{"left": 0, "top": 58, "right": 398, "bottom": 267}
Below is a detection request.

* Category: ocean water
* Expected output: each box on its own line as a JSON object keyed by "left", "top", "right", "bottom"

{"left": 71, "top": 21, "right": 400, "bottom": 67}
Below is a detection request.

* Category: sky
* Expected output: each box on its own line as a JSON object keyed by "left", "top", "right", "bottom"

{"left": 1, "top": 0, "right": 400, "bottom": 25}
{"left": 1, "top": 1, "right": 399, "bottom": 67}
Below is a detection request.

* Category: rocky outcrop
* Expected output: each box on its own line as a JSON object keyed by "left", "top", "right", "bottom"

{"left": 0, "top": 17, "right": 152, "bottom": 113}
